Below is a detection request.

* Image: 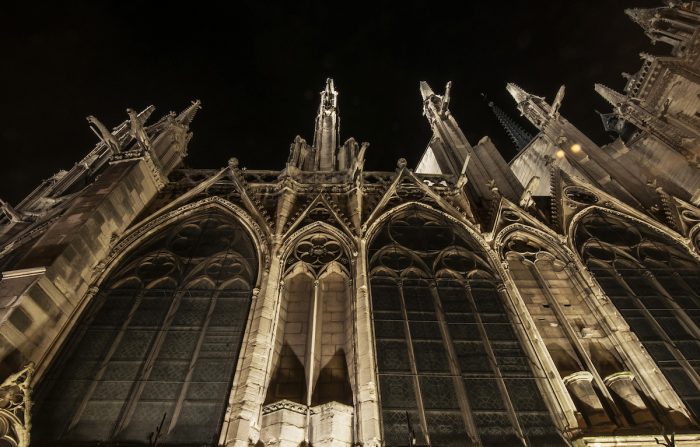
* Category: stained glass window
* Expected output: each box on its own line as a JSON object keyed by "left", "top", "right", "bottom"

{"left": 576, "top": 210, "right": 700, "bottom": 418}
{"left": 33, "top": 210, "right": 257, "bottom": 446}
{"left": 369, "top": 209, "right": 563, "bottom": 446}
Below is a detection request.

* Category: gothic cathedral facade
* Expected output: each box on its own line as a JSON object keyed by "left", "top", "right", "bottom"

{"left": 1, "top": 2, "right": 700, "bottom": 446}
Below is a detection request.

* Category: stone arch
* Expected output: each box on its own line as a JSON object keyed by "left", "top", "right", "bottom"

{"left": 279, "top": 221, "right": 355, "bottom": 277}
{"left": 260, "top": 221, "right": 356, "bottom": 447}
{"left": 364, "top": 201, "right": 486, "bottom": 262}
{"left": 367, "top": 205, "right": 565, "bottom": 447}
{"left": 497, "top": 224, "right": 661, "bottom": 431}
{"left": 32, "top": 203, "right": 260, "bottom": 446}
{"left": 572, "top": 207, "right": 700, "bottom": 423}
{"left": 97, "top": 197, "right": 268, "bottom": 290}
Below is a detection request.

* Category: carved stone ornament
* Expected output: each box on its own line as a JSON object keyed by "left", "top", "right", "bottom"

{"left": 0, "top": 363, "right": 34, "bottom": 447}
{"left": 293, "top": 234, "right": 343, "bottom": 269}
{"left": 564, "top": 186, "right": 599, "bottom": 205}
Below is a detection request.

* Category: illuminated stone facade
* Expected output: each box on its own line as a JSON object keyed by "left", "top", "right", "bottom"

{"left": 1, "top": 2, "right": 700, "bottom": 446}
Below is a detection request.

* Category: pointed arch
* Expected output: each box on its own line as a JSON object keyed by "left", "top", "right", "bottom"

{"left": 96, "top": 196, "right": 268, "bottom": 289}
{"left": 365, "top": 202, "right": 485, "bottom": 258}
{"left": 263, "top": 221, "right": 356, "bottom": 417}
{"left": 572, "top": 206, "right": 700, "bottom": 421}
{"left": 368, "top": 205, "right": 565, "bottom": 446}
{"left": 497, "top": 223, "right": 668, "bottom": 431}
{"left": 32, "top": 199, "right": 261, "bottom": 446}
{"left": 280, "top": 221, "right": 355, "bottom": 279}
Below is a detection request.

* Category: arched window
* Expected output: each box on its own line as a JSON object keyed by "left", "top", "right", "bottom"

{"left": 33, "top": 209, "right": 258, "bottom": 446}
{"left": 369, "top": 209, "right": 563, "bottom": 447}
{"left": 575, "top": 209, "right": 700, "bottom": 419}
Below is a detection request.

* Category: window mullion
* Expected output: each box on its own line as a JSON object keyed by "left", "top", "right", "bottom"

{"left": 529, "top": 261, "right": 626, "bottom": 426}
{"left": 111, "top": 287, "right": 186, "bottom": 438}
{"left": 397, "top": 279, "right": 430, "bottom": 445}
{"left": 167, "top": 288, "right": 221, "bottom": 433}
{"left": 613, "top": 270, "right": 700, "bottom": 389}
{"left": 427, "top": 281, "right": 480, "bottom": 444}
{"left": 65, "top": 288, "right": 147, "bottom": 435}
{"left": 463, "top": 282, "right": 527, "bottom": 445}
{"left": 642, "top": 269, "right": 700, "bottom": 341}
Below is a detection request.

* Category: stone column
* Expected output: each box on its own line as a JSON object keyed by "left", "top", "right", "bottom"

{"left": 563, "top": 371, "right": 615, "bottom": 429}
{"left": 352, "top": 238, "right": 382, "bottom": 446}
{"left": 222, "top": 247, "right": 282, "bottom": 447}
{"left": 604, "top": 371, "right": 657, "bottom": 426}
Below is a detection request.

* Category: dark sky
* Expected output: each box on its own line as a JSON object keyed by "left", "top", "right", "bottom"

{"left": 1, "top": 1, "right": 661, "bottom": 205}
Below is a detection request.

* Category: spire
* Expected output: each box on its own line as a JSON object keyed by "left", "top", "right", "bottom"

{"left": 417, "top": 80, "right": 469, "bottom": 175}
{"left": 176, "top": 99, "right": 202, "bottom": 127}
{"left": 505, "top": 83, "right": 532, "bottom": 105}
{"left": 313, "top": 78, "right": 339, "bottom": 171}
{"left": 487, "top": 101, "right": 534, "bottom": 151}
{"left": 506, "top": 82, "right": 557, "bottom": 131}
{"left": 594, "top": 83, "right": 627, "bottom": 108}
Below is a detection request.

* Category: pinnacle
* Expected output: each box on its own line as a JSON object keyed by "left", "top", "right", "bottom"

{"left": 625, "top": 7, "right": 657, "bottom": 28}
{"left": 506, "top": 83, "right": 529, "bottom": 104}
{"left": 324, "top": 78, "right": 336, "bottom": 95}
{"left": 176, "top": 100, "right": 202, "bottom": 127}
{"left": 419, "top": 81, "right": 435, "bottom": 101}
{"left": 594, "top": 84, "right": 625, "bottom": 107}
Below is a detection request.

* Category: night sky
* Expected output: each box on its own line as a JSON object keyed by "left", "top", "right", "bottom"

{"left": 1, "top": 1, "right": 662, "bottom": 205}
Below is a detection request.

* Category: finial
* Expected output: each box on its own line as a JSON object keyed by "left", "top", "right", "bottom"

{"left": 176, "top": 99, "right": 202, "bottom": 127}
{"left": 228, "top": 157, "right": 239, "bottom": 170}
{"left": 397, "top": 158, "right": 407, "bottom": 169}
{"left": 442, "top": 81, "right": 452, "bottom": 113}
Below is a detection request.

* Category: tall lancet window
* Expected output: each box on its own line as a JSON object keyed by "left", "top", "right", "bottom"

{"left": 369, "top": 209, "right": 563, "bottom": 447}
{"left": 576, "top": 209, "right": 700, "bottom": 419}
{"left": 33, "top": 209, "right": 258, "bottom": 446}
{"left": 261, "top": 232, "right": 355, "bottom": 447}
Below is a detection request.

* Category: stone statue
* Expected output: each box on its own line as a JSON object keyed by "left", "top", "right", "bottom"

{"left": 126, "top": 108, "right": 152, "bottom": 150}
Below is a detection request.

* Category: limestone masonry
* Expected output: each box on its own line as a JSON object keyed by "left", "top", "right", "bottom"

{"left": 1, "top": 2, "right": 700, "bottom": 446}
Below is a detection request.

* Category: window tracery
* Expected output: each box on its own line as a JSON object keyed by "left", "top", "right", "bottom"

{"left": 369, "top": 209, "right": 563, "bottom": 447}
{"left": 33, "top": 210, "right": 257, "bottom": 446}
